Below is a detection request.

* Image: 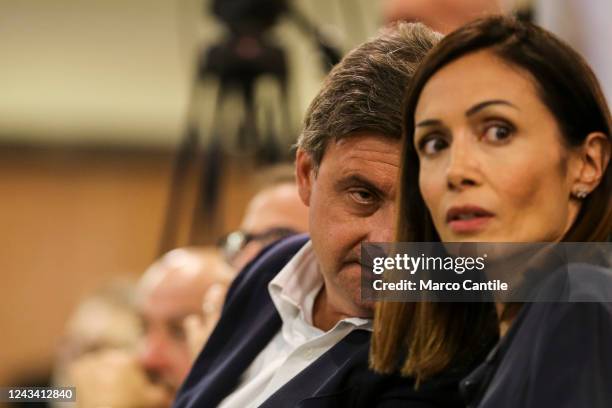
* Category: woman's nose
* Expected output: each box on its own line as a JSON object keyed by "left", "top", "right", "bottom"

{"left": 445, "top": 134, "right": 480, "bottom": 191}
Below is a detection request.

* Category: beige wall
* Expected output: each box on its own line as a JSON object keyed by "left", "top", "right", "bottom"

{"left": 0, "top": 146, "right": 171, "bottom": 386}
{"left": 0, "top": 0, "right": 381, "bottom": 148}
{"left": 0, "top": 146, "right": 258, "bottom": 388}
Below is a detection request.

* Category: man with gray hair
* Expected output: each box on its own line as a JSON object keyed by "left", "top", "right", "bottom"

{"left": 174, "top": 23, "right": 459, "bottom": 407}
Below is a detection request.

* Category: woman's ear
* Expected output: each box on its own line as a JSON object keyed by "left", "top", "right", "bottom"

{"left": 295, "top": 148, "right": 314, "bottom": 206}
{"left": 571, "top": 132, "right": 611, "bottom": 197}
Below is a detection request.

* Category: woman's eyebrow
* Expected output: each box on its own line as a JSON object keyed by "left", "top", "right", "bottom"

{"left": 416, "top": 99, "right": 519, "bottom": 127}
{"left": 465, "top": 99, "right": 519, "bottom": 116}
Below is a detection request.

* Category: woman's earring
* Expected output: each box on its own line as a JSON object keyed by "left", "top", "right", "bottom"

{"left": 572, "top": 188, "right": 589, "bottom": 199}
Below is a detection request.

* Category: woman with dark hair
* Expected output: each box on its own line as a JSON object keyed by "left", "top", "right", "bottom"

{"left": 370, "top": 16, "right": 612, "bottom": 407}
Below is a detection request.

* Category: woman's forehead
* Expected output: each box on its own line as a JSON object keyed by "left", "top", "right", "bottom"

{"left": 415, "top": 50, "right": 539, "bottom": 118}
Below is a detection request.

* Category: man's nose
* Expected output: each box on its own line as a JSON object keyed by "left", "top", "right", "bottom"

{"left": 138, "top": 333, "right": 170, "bottom": 371}
{"left": 369, "top": 227, "right": 395, "bottom": 243}
{"left": 367, "top": 204, "right": 396, "bottom": 242}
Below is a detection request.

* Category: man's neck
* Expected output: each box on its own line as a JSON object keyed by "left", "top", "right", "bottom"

{"left": 312, "top": 286, "right": 364, "bottom": 332}
{"left": 312, "top": 287, "right": 338, "bottom": 331}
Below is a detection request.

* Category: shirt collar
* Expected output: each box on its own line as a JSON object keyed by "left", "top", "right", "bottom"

{"left": 268, "top": 240, "right": 372, "bottom": 331}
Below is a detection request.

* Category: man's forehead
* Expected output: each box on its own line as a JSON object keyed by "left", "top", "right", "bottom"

{"left": 327, "top": 134, "right": 401, "bottom": 165}
{"left": 137, "top": 267, "right": 224, "bottom": 320}
{"left": 139, "top": 285, "right": 204, "bottom": 322}
{"left": 321, "top": 135, "right": 400, "bottom": 187}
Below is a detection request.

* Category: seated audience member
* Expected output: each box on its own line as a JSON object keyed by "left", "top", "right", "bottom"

{"left": 220, "top": 164, "right": 309, "bottom": 271}
{"left": 53, "top": 281, "right": 168, "bottom": 408}
{"left": 54, "top": 281, "right": 141, "bottom": 378}
{"left": 137, "top": 247, "right": 233, "bottom": 401}
{"left": 173, "top": 23, "right": 469, "bottom": 408}
{"left": 60, "top": 249, "right": 232, "bottom": 408}
{"left": 372, "top": 16, "right": 612, "bottom": 408}
{"left": 187, "top": 167, "right": 309, "bottom": 364}
{"left": 66, "top": 348, "right": 171, "bottom": 408}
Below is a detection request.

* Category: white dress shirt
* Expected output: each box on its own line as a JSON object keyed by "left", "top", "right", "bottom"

{"left": 218, "top": 241, "right": 372, "bottom": 408}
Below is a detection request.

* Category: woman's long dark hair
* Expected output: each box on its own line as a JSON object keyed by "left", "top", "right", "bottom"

{"left": 371, "top": 16, "right": 612, "bottom": 382}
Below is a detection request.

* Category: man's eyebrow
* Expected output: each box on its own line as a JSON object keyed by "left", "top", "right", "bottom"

{"left": 335, "top": 174, "right": 386, "bottom": 196}
{"left": 167, "top": 311, "right": 198, "bottom": 323}
{"left": 465, "top": 99, "right": 519, "bottom": 116}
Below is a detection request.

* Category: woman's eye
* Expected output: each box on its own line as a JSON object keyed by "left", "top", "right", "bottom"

{"left": 350, "top": 189, "right": 376, "bottom": 205}
{"left": 483, "top": 123, "right": 513, "bottom": 142}
{"left": 420, "top": 136, "right": 449, "bottom": 155}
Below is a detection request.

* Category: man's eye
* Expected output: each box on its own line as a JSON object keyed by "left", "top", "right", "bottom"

{"left": 483, "top": 123, "right": 514, "bottom": 142}
{"left": 349, "top": 189, "right": 376, "bottom": 205}
{"left": 420, "top": 136, "right": 449, "bottom": 156}
{"left": 168, "top": 323, "right": 187, "bottom": 341}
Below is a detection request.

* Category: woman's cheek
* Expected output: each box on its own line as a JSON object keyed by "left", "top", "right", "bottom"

{"left": 419, "top": 179, "right": 445, "bottom": 230}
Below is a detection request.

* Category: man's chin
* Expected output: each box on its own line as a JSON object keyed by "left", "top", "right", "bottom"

{"left": 146, "top": 371, "right": 178, "bottom": 397}
{"left": 334, "top": 265, "right": 374, "bottom": 317}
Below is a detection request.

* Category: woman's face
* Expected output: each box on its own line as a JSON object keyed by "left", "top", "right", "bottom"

{"left": 414, "top": 50, "right": 582, "bottom": 242}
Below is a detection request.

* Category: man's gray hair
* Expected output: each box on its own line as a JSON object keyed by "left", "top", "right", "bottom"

{"left": 297, "top": 22, "right": 441, "bottom": 169}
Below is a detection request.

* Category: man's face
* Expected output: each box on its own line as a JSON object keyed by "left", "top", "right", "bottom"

{"left": 296, "top": 133, "right": 400, "bottom": 318}
{"left": 136, "top": 252, "right": 230, "bottom": 398}
{"left": 137, "top": 270, "right": 203, "bottom": 398}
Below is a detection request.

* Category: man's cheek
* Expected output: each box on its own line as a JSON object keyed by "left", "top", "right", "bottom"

{"left": 337, "top": 263, "right": 361, "bottom": 283}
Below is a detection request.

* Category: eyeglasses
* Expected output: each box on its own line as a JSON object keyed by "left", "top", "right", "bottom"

{"left": 218, "top": 227, "right": 298, "bottom": 263}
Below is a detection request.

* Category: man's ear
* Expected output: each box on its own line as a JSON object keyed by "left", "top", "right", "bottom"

{"left": 570, "top": 131, "right": 611, "bottom": 195}
{"left": 295, "top": 148, "right": 314, "bottom": 207}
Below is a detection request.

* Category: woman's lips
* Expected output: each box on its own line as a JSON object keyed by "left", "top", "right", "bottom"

{"left": 448, "top": 216, "right": 493, "bottom": 233}
{"left": 446, "top": 205, "right": 494, "bottom": 234}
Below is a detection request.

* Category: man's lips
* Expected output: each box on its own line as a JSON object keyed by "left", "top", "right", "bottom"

{"left": 446, "top": 205, "right": 494, "bottom": 233}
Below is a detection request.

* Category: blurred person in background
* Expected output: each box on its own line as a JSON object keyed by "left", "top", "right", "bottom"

{"left": 219, "top": 164, "right": 309, "bottom": 271}
{"left": 54, "top": 281, "right": 142, "bottom": 383}
{"left": 182, "top": 166, "right": 310, "bottom": 371}
{"left": 66, "top": 349, "right": 172, "bottom": 408}
{"left": 383, "top": 0, "right": 504, "bottom": 33}
{"left": 53, "top": 281, "right": 169, "bottom": 408}
{"left": 62, "top": 248, "right": 233, "bottom": 407}
{"left": 136, "top": 247, "right": 233, "bottom": 401}
{"left": 536, "top": 0, "right": 612, "bottom": 106}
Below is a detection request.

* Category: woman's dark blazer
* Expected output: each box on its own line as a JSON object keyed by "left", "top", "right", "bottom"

{"left": 461, "top": 263, "right": 612, "bottom": 407}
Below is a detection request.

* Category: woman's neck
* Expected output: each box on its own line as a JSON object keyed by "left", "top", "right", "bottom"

{"left": 496, "top": 302, "right": 515, "bottom": 337}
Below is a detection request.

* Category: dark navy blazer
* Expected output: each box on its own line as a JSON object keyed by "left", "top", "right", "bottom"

{"left": 173, "top": 234, "right": 464, "bottom": 408}
{"left": 461, "top": 264, "right": 612, "bottom": 407}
